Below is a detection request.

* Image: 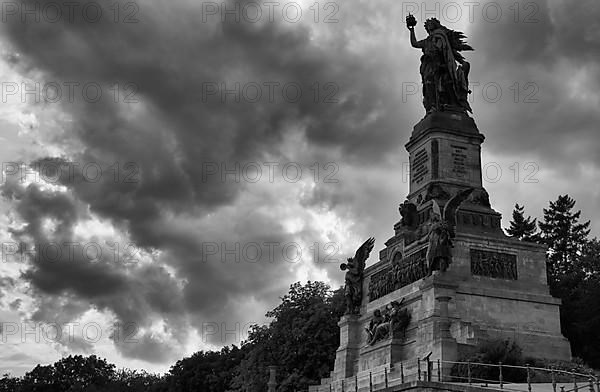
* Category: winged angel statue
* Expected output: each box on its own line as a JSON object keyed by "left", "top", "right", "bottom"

{"left": 340, "top": 237, "right": 375, "bottom": 315}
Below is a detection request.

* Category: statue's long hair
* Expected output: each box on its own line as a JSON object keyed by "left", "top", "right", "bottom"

{"left": 425, "top": 18, "right": 474, "bottom": 63}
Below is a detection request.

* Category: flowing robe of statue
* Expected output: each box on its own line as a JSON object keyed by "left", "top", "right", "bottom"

{"left": 418, "top": 189, "right": 474, "bottom": 275}
{"left": 421, "top": 30, "right": 450, "bottom": 112}
{"left": 426, "top": 219, "right": 452, "bottom": 274}
{"left": 420, "top": 29, "right": 469, "bottom": 113}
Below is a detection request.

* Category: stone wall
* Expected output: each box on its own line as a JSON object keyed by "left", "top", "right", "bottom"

{"left": 331, "top": 231, "right": 570, "bottom": 384}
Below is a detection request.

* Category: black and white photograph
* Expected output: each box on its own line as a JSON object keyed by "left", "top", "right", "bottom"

{"left": 0, "top": 0, "right": 599, "bottom": 391}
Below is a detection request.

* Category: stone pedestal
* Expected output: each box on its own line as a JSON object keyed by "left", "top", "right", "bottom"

{"left": 316, "top": 111, "right": 571, "bottom": 390}
{"left": 435, "top": 296, "right": 458, "bottom": 378}
{"left": 406, "top": 111, "right": 484, "bottom": 199}
{"left": 334, "top": 314, "right": 361, "bottom": 379}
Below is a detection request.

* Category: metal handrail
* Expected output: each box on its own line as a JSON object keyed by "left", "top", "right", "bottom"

{"left": 439, "top": 359, "right": 598, "bottom": 392}
{"left": 327, "top": 365, "right": 393, "bottom": 392}
{"left": 310, "top": 357, "right": 599, "bottom": 392}
{"left": 441, "top": 360, "right": 598, "bottom": 380}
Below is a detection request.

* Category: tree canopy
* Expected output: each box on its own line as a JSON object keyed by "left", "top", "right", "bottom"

{"left": 231, "top": 281, "right": 345, "bottom": 392}
{"left": 538, "top": 194, "right": 591, "bottom": 283}
{"left": 506, "top": 203, "right": 538, "bottom": 241}
{"left": 536, "top": 194, "right": 599, "bottom": 368}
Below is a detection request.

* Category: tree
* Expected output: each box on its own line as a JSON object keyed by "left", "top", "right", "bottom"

{"left": 538, "top": 194, "right": 590, "bottom": 287}
{"left": 1, "top": 356, "right": 167, "bottom": 392}
{"left": 14, "top": 355, "right": 118, "bottom": 392}
{"left": 536, "top": 195, "right": 600, "bottom": 368}
{"left": 20, "top": 364, "right": 58, "bottom": 392}
{"left": 0, "top": 374, "right": 21, "bottom": 392}
{"left": 166, "top": 347, "right": 243, "bottom": 392}
{"left": 53, "top": 355, "right": 116, "bottom": 391}
{"left": 578, "top": 238, "right": 600, "bottom": 278}
{"left": 231, "top": 281, "right": 345, "bottom": 392}
{"left": 229, "top": 325, "right": 273, "bottom": 392}
{"left": 556, "top": 238, "right": 600, "bottom": 369}
{"left": 506, "top": 203, "right": 538, "bottom": 241}
{"left": 112, "top": 368, "right": 166, "bottom": 391}
{"left": 266, "top": 282, "right": 345, "bottom": 391}
{"left": 560, "top": 274, "right": 600, "bottom": 369}
{"left": 164, "top": 281, "right": 345, "bottom": 392}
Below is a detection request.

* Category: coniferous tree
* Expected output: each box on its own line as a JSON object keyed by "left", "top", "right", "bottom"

{"left": 506, "top": 203, "right": 538, "bottom": 241}
{"left": 536, "top": 195, "right": 600, "bottom": 368}
{"left": 538, "top": 195, "right": 590, "bottom": 286}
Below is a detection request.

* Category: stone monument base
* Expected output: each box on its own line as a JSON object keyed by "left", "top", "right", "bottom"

{"left": 315, "top": 106, "right": 571, "bottom": 392}
{"left": 324, "top": 233, "right": 571, "bottom": 390}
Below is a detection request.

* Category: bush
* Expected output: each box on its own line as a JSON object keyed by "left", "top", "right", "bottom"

{"left": 526, "top": 358, "right": 600, "bottom": 383}
{"left": 451, "top": 340, "right": 526, "bottom": 383}
{"left": 452, "top": 340, "right": 600, "bottom": 385}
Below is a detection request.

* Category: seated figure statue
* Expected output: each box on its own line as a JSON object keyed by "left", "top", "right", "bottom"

{"left": 367, "top": 300, "right": 411, "bottom": 345}
{"left": 364, "top": 309, "right": 384, "bottom": 343}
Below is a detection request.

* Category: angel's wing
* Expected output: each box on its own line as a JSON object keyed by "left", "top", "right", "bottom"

{"left": 353, "top": 237, "right": 375, "bottom": 270}
{"left": 443, "top": 188, "right": 474, "bottom": 227}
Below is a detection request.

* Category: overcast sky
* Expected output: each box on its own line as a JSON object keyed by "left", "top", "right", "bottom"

{"left": 0, "top": 0, "right": 599, "bottom": 376}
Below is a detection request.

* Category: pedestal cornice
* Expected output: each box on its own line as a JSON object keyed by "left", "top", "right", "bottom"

{"left": 406, "top": 111, "right": 484, "bottom": 151}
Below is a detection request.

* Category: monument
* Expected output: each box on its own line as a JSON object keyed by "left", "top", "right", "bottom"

{"left": 310, "top": 15, "right": 571, "bottom": 391}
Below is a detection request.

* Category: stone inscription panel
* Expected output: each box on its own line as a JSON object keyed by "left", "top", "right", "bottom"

{"left": 437, "top": 139, "right": 482, "bottom": 186}
{"left": 411, "top": 148, "right": 429, "bottom": 185}
{"left": 368, "top": 249, "right": 427, "bottom": 301}
{"left": 470, "top": 248, "right": 518, "bottom": 280}
{"left": 451, "top": 144, "right": 468, "bottom": 179}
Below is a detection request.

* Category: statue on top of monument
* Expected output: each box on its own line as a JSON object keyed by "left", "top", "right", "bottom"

{"left": 406, "top": 14, "right": 474, "bottom": 114}
{"left": 423, "top": 188, "right": 474, "bottom": 275}
{"left": 340, "top": 237, "right": 375, "bottom": 315}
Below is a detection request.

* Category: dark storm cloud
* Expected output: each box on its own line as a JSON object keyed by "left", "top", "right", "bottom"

{"left": 453, "top": 0, "right": 600, "bottom": 235}
{"left": 112, "top": 331, "right": 179, "bottom": 364}
{"left": 472, "top": 0, "right": 555, "bottom": 67}
{"left": 0, "top": 0, "right": 418, "bottom": 360}
{"left": 4, "top": 0, "right": 599, "bottom": 366}
{"left": 468, "top": 0, "right": 600, "bottom": 165}
{"left": 2, "top": 178, "right": 187, "bottom": 359}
